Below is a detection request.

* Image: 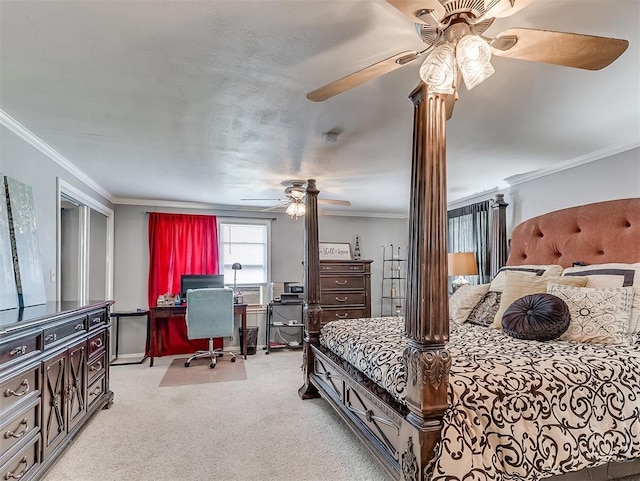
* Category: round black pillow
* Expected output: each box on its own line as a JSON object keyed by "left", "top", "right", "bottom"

{"left": 502, "top": 293, "right": 571, "bottom": 341}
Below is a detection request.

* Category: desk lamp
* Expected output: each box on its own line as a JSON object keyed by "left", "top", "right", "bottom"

{"left": 232, "top": 263, "right": 242, "bottom": 303}
{"left": 448, "top": 252, "right": 478, "bottom": 292}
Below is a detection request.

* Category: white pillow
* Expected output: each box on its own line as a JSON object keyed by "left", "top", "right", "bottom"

{"left": 562, "top": 263, "right": 640, "bottom": 343}
{"left": 449, "top": 283, "right": 490, "bottom": 324}
{"left": 547, "top": 284, "right": 634, "bottom": 345}
{"left": 489, "top": 264, "right": 564, "bottom": 293}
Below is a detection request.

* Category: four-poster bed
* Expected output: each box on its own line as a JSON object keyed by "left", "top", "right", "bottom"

{"left": 297, "top": 84, "right": 640, "bottom": 480}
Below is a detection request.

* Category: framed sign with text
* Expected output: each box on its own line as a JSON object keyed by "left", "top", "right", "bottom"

{"left": 319, "top": 242, "right": 352, "bottom": 260}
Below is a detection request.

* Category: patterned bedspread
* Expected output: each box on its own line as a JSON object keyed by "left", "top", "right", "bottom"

{"left": 320, "top": 317, "right": 640, "bottom": 480}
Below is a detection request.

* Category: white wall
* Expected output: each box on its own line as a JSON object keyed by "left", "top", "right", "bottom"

{"left": 448, "top": 147, "right": 640, "bottom": 239}
{"left": 1, "top": 125, "right": 113, "bottom": 301}
{"left": 112, "top": 203, "right": 409, "bottom": 355}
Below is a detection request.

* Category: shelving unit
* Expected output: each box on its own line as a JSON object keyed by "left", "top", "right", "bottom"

{"left": 381, "top": 245, "right": 406, "bottom": 317}
{"left": 264, "top": 302, "right": 304, "bottom": 354}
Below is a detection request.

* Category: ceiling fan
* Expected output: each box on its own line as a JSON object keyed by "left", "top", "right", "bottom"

{"left": 306, "top": 0, "right": 629, "bottom": 108}
{"left": 241, "top": 180, "right": 351, "bottom": 218}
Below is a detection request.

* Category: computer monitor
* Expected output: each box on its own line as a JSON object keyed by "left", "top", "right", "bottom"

{"left": 180, "top": 274, "right": 225, "bottom": 297}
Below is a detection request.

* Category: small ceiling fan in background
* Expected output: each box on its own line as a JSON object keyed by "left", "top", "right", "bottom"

{"left": 241, "top": 180, "right": 351, "bottom": 219}
{"left": 307, "top": 0, "right": 629, "bottom": 112}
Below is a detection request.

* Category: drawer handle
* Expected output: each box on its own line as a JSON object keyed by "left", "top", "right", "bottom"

{"left": 334, "top": 280, "right": 348, "bottom": 285}
{"left": 321, "top": 267, "right": 332, "bottom": 270}
{"left": 9, "top": 346, "right": 26, "bottom": 357}
{"left": 45, "top": 333, "right": 57, "bottom": 342}
{"left": 74, "top": 323, "right": 84, "bottom": 331}
{"left": 335, "top": 297, "right": 348, "bottom": 302}
{"left": 90, "top": 385, "right": 102, "bottom": 397}
{"left": 91, "top": 338, "right": 103, "bottom": 349}
{"left": 5, "top": 418, "right": 29, "bottom": 439}
{"left": 90, "top": 361, "right": 103, "bottom": 372}
{"left": 4, "top": 456, "right": 29, "bottom": 480}
{"left": 91, "top": 316, "right": 102, "bottom": 325}
{"left": 350, "top": 267, "right": 360, "bottom": 270}
{"left": 5, "top": 380, "right": 30, "bottom": 398}
{"left": 336, "top": 313, "right": 348, "bottom": 319}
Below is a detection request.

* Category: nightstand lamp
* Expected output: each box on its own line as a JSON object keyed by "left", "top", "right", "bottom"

{"left": 448, "top": 252, "right": 478, "bottom": 292}
{"left": 232, "top": 263, "right": 242, "bottom": 303}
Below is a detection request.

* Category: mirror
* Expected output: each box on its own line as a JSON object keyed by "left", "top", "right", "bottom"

{"left": 57, "top": 179, "right": 113, "bottom": 304}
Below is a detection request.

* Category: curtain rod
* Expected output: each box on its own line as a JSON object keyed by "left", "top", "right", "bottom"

{"left": 144, "top": 211, "right": 277, "bottom": 221}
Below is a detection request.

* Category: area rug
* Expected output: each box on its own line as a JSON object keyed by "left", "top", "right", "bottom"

{"left": 159, "top": 357, "right": 247, "bottom": 387}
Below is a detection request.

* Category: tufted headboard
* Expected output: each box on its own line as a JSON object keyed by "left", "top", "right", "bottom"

{"left": 507, "top": 198, "right": 640, "bottom": 268}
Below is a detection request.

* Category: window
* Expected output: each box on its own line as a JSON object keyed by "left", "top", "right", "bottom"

{"left": 219, "top": 222, "right": 269, "bottom": 288}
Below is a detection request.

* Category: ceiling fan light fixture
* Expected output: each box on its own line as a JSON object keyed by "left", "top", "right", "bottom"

{"left": 286, "top": 199, "right": 306, "bottom": 219}
{"left": 419, "top": 43, "right": 457, "bottom": 94}
{"left": 456, "top": 35, "right": 495, "bottom": 90}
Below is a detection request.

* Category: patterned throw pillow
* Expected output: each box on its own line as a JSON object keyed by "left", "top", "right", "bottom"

{"left": 466, "top": 291, "right": 501, "bottom": 327}
{"left": 489, "top": 272, "right": 587, "bottom": 329}
{"left": 547, "top": 284, "right": 634, "bottom": 345}
{"left": 502, "top": 293, "right": 571, "bottom": 341}
{"left": 562, "top": 263, "right": 640, "bottom": 344}
{"left": 489, "top": 264, "right": 564, "bottom": 293}
{"left": 449, "top": 283, "right": 490, "bottom": 324}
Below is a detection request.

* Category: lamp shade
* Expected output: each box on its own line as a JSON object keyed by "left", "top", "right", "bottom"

{"left": 231, "top": 263, "right": 242, "bottom": 270}
{"left": 447, "top": 252, "right": 478, "bottom": 276}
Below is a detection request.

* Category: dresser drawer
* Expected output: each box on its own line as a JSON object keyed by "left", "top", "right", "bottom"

{"left": 87, "top": 351, "right": 106, "bottom": 385}
{"left": 0, "top": 398, "right": 39, "bottom": 458}
{"left": 320, "top": 262, "right": 367, "bottom": 273}
{"left": 0, "top": 332, "right": 40, "bottom": 369}
{"left": 87, "top": 375, "right": 106, "bottom": 411}
{"left": 321, "top": 308, "right": 366, "bottom": 324}
{"left": 43, "top": 316, "right": 86, "bottom": 349}
{"left": 87, "top": 331, "right": 106, "bottom": 359}
{"left": 0, "top": 367, "right": 39, "bottom": 416}
{"left": 0, "top": 432, "right": 39, "bottom": 481}
{"left": 87, "top": 309, "right": 107, "bottom": 330}
{"left": 320, "top": 292, "right": 366, "bottom": 306}
{"left": 320, "top": 276, "right": 365, "bottom": 291}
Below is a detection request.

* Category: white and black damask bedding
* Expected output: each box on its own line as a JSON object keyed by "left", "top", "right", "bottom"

{"left": 320, "top": 318, "right": 640, "bottom": 480}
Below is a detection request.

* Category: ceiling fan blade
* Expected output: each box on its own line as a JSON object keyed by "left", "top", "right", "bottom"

{"left": 318, "top": 199, "right": 351, "bottom": 207}
{"left": 487, "top": 0, "right": 538, "bottom": 19}
{"left": 260, "top": 205, "right": 285, "bottom": 213}
{"left": 386, "top": 0, "right": 446, "bottom": 25}
{"left": 307, "top": 50, "right": 423, "bottom": 102}
{"left": 241, "top": 198, "right": 283, "bottom": 201}
{"left": 491, "top": 28, "right": 629, "bottom": 70}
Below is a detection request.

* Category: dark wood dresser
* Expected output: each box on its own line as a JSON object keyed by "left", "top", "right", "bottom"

{"left": 319, "top": 260, "right": 372, "bottom": 324}
{"left": 0, "top": 301, "right": 113, "bottom": 480}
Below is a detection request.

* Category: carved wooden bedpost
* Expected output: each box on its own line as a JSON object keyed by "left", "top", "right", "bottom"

{"left": 490, "top": 194, "right": 509, "bottom": 277}
{"left": 400, "top": 84, "right": 451, "bottom": 481}
{"left": 298, "top": 179, "right": 321, "bottom": 399}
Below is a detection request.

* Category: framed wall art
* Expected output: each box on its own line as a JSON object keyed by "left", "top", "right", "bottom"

{"left": 319, "top": 242, "right": 352, "bottom": 260}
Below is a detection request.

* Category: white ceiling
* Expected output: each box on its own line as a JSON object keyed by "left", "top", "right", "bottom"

{"left": 1, "top": 0, "right": 638, "bottom": 216}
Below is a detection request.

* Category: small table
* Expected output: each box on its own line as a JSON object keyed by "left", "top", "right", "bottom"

{"left": 110, "top": 310, "right": 150, "bottom": 366}
{"left": 148, "top": 304, "right": 247, "bottom": 367}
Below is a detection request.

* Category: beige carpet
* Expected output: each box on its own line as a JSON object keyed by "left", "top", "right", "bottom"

{"left": 159, "top": 357, "right": 247, "bottom": 387}
{"left": 43, "top": 350, "right": 392, "bottom": 481}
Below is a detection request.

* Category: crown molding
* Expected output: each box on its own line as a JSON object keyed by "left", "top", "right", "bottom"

{"left": 0, "top": 108, "right": 114, "bottom": 202}
{"left": 114, "top": 197, "right": 408, "bottom": 219}
{"left": 504, "top": 141, "right": 640, "bottom": 187}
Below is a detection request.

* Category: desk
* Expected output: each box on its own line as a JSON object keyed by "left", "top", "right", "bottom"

{"left": 149, "top": 304, "right": 247, "bottom": 367}
{"left": 110, "top": 310, "right": 150, "bottom": 366}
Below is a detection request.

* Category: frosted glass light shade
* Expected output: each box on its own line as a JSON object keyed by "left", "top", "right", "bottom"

{"left": 456, "top": 35, "right": 495, "bottom": 90}
{"left": 286, "top": 200, "right": 306, "bottom": 219}
{"left": 419, "top": 44, "right": 457, "bottom": 94}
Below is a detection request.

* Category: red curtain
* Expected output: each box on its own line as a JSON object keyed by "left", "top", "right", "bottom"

{"left": 147, "top": 213, "right": 222, "bottom": 356}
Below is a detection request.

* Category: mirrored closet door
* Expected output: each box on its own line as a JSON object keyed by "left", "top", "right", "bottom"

{"left": 57, "top": 179, "right": 113, "bottom": 304}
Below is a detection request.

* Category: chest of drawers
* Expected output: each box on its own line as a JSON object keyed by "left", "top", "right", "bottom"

{"left": 319, "top": 260, "right": 372, "bottom": 324}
